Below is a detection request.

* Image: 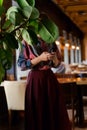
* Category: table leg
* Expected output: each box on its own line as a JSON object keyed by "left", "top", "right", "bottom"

{"left": 77, "top": 85, "right": 84, "bottom": 126}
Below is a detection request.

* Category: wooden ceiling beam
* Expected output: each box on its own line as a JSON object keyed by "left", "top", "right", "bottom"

{"left": 65, "top": 5, "right": 87, "bottom": 12}
{"left": 52, "top": 0, "right": 87, "bottom": 33}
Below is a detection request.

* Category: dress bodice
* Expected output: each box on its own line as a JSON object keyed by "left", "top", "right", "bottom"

{"left": 18, "top": 38, "right": 62, "bottom": 71}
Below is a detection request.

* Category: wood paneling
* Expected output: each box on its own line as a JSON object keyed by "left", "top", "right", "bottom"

{"left": 53, "top": 0, "right": 87, "bottom": 34}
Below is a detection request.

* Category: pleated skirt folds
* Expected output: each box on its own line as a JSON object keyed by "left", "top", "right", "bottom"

{"left": 25, "top": 69, "right": 71, "bottom": 130}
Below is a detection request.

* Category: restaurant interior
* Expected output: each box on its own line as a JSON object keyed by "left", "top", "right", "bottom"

{"left": 1, "top": 0, "right": 87, "bottom": 130}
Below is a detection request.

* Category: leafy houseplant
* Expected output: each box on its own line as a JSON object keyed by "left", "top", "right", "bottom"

{"left": 0, "top": 0, "right": 59, "bottom": 82}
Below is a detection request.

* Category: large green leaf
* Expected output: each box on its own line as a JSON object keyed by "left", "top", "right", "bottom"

{"left": 2, "top": 20, "right": 15, "bottom": 33}
{"left": 30, "top": 7, "right": 40, "bottom": 20}
{"left": 27, "top": 29, "right": 38, "bottom": 45}
{"left": 3, "top": 50, "right": 13, "bottom": 69}
{"left": 7, "top": 5, "right": 33, "bottom": 22}
{"left": 0, "top": 49, "right": 12, "bottom": 70}
{"left": 2, "top": 20, "right": 11, "bottom": 29}
{"left": 26, "top": 0, "right": 35, "bottom": 7}
{"left": 6, "top": 6, "right": 19, "bottom": 19}
{"left": 5, "top": 24, "right": 15, "bottom": 33}
{"left": 16, "top": 0, "right": 35, "bottom": 8}
{"left": 6, "top": 6, "right": 24, "bottom": 26}
{"left": 5, "top": 33, "right": 18, "bottom": 49}
{"left": 16, "top": 0, "right": 30, "bottom": 8}
{"left": 0, "top": 48, "right": 6, "bottom": 59}
{"left": 0, "top": 6, "right": 4, "bottom": 16}
{"left": 0, "top": 0, "right": 3, "bottom": 6}
{"left": 22, "top": 29, "right": 32, "bottom": 45}
{"left": 21, "top": 6, "right": 33, "bottom": 19}
{"left": 2, "top": 20, "right": 12, "bottom": 30}
{"left": 0, "top": 63, "right": 5, "bottom": 83}
{"left": 38, "top": 16, "right": 59, "bottom": 43}
{"left": 22, "top": 28, "right": 38, "bottom": 46}
{"left": 29, "top": 20, "right": 39, "bottom": 33}
{"left": 9, "top": 12, "right": 24, "bottom": 25}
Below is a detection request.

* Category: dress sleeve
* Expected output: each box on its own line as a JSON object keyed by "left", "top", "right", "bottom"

{"left": 17, "top": 43, "right": 32, "bottom": 70}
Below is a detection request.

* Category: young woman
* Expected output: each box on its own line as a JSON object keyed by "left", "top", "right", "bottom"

{"left": 18, "top": 38, "right": 71, "bottom": 130}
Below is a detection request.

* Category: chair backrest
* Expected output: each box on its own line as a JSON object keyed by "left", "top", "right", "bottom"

{"left": 2, "top": 81, "right": 26, "bottom": 110}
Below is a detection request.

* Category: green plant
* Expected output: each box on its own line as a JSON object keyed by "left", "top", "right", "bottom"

{"left": 0, "top": 0, "right": 59, "bottom": 82}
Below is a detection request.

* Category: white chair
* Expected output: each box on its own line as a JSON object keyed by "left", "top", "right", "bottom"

{"left": 2, "top": 80, "right": 26, "bottom": 110}
{"left": 1, "top": 80, "right": 26, "bottom": 129}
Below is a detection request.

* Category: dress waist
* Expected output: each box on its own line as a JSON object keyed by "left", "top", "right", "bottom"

{"left": 31, "top": 61, "right": 51, "bottom": 70}
{"left": 39, "top": 65, "right": 50, "bottom": 70}
{"left": 31, "top": 65, "right": 50, "bottom": 71}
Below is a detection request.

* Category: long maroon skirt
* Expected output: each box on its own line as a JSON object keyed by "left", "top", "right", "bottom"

{"left": 25, "top": 69, "right": 71, "bottom": 130}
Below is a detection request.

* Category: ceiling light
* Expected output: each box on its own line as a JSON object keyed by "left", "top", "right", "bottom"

{"left": 76, "top": 46, "right": 79, "bottom": 50}
{"left": 71, "top": 45, "right": 75, "bottom": 49}
{"left": 55, "top": 40, "right": 60, "bottom": 45}
{"left": 65, "top": 43, "right": 69, "bottom": 47}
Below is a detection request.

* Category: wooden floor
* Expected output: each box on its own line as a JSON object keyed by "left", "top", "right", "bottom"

{"left": 1, "top": 108, "right": 87, "bottom": 130}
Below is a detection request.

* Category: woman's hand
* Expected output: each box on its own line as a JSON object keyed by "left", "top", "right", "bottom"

{"left": 31, "top": 51, "right": 60, "bottom": 67}
{"left": 39, "top": 51, "right": 61, "bottom": 67}
{"left": 31, "top": 52, "right": 54, "bottom": 66}
{"left": 51, "top": 52, "right": 60, "bottom": 67}
{"left": 39, "top": 52, "right": 55, "bottom": 62}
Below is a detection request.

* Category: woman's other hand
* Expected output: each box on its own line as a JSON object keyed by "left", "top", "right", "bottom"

{"left": 39, "top": 52, "right": 54, "bottom": 62}
{"left": 31, "top": 52, "right": 54, "bottom": 66}
{"left": 51, "top": 52, "right": 61, "bottom": 67}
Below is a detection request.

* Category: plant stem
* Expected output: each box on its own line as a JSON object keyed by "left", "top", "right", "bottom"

{"left": 11, "top": 19, "right": 29, "bottom": 34}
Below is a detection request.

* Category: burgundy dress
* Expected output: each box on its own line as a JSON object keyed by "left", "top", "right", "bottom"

{"left": 18, "top": 40, "right": 71, "bottom": 130}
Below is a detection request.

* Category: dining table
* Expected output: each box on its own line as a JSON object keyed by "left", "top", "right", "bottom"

{"left": 56, "top": 74, "right": 87, "bottom": 128}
